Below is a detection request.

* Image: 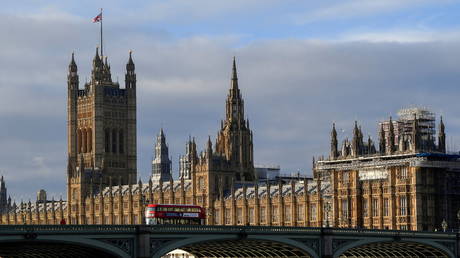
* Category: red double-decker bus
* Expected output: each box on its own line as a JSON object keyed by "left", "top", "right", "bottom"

{"left": 145, "top": 204, "right": 206, "bottom": 225}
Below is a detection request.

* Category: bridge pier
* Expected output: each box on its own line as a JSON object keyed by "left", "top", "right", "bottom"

{"left": 321, "top": 228, "right": 333, "bottom": 258}
{"left": 136, "top": 226, "right": 151, "bottom": 258}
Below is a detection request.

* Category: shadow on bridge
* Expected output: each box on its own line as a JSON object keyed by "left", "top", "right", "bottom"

{"left": 0, "top": 241, "right": 118, "bottom": 258}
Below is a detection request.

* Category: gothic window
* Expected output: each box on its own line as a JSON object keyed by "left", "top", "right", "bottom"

{"left": 199, "top": 177, "right": 205, "bottom": 190}
{"left": 77, "top": 129, "right": 82, "bottom": 153}
{"left": 237, "top": 208, "right": 243, "bottom": 224}
{"left": 249, "top": 208, "right": 255, "bottom": 224}
{"left": 342, "top": 172, "right": 349, "bottom": 183}
{"left": 112, "top": 129, "right": 117, "bottom": 153}
{"left": 72, "top": 188, "right": 77, "bottom": 200}
{"left": 124, "top": 215, "right": 129, "bottom": 224}
{"left": 260, "top": 207, "right": 266, "bottom": 223}
{"left": 297, "top": 204, "right": 304, "bottom": 221}
{"left": 310, "top": 204, "right": 317, "bottom": 221}
{"left": 134, "top": 215, "right": 138, "bottom": 224}
{"left": 400, "top": 167, "right": 408, "bottom": 178}
{"left": 284, "top": 205, "right": 291, "bottom": 222}
{"left": 400, "top": 196, "right": 407, "bottom": 216}
{"left": 341, "top": 199, "right": 348, "bottom": 218}
{"left": 372, "top": 198, "right": 378, "bottom": 217}
{"left": 225, "top": 208, "right": 231, "bottom": 225}
{"left": 105, "top": 129, "right": 110, "bottom": 152}
{"left": 87, "top": 128, "right": 92, "bottom": 152}
{"left": 363, "top": 199, "right": 368, "bottom": 217}
{"left": 271, "top": 206, "right": 278, "bottom": 223}
{"left": 114, "top": 215, "right": 119, "bottom": 224}
{"left": 119, "top": 130, "right": 124, "bottom": 154}
{"left": 383, "top": 198, "right": 389, "bottom": 217}
{"left": 82, "top": 129, "right": 87, "bottom": 153}
{"left": 104, "top": 216, "right": 109, "bottom": 224}
{"left": 214, "top": 209, "right": 220, "bottom": 224}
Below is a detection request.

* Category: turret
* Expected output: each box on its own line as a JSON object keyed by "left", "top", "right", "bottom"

{"left": 412, "top": 114, "right": 419, "bottom": 152}
{"left": 438, "top": 116, "right": 446, "bottom": 153}
{"left": 351, "top": 121, "right": 360, "bottom": 157}
{"left": 151, "top": 128, "right": 172, "bottom": 183}
{"left": 388, "top": 117, "right": 395, "bottom": 154}
{"left": 91, "top": 47, "right": 104, "bottom": 83}
{"left": 330, "top": 123, "right": 338, "bottom": 160}
{"left": 379, "top": 123, "right": 386, "bottom": 154}
{"left": 68, "top": 52, "right": 79, "bottom": 89}
{"left": 125, "top": 50, "right": 136, "bottom": 89}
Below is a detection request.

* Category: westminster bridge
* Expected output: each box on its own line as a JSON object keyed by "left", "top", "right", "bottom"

{"left": 0, "top": 225, "right": 458, "bottom": 258}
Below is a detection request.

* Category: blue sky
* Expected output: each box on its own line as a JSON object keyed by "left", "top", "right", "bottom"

{"left": 1, "top": 0, "right": 460, "bottom": 201}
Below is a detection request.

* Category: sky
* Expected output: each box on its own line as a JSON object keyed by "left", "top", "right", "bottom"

{"left": 1, "top": 0, "right": 460, "bottom": 202}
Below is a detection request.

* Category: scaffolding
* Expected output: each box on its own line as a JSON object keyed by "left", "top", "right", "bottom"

{"left": 397, "top": 107, "right": 436, "bottom": 137}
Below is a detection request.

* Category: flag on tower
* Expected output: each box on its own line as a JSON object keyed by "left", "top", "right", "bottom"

{"left": 92, "top": 12, "right": 102, "bottom": 23}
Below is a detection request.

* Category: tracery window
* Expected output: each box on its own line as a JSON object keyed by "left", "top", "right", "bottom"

{"left": 260, "top": 207, "right": 266, "bottom": 223}
{"left": 297, "top": 204, "right": 304, "bottom": 221}
{"left": 363, "top": 199, "right": 368, "bottom": 217}
{"left": 310, "top": 204, "right": 317, "bottom": 221}
{"left": 372, "top": 198, "right": 378, "bottom": 217}
{"left": 249, "top": 208, "right": 255, "bottom": 224}
{"left": 272, "top": 206, "right": 278, "bottom": 223}
{"left": 400, "top": 196, "right": 407, "bottom": 216}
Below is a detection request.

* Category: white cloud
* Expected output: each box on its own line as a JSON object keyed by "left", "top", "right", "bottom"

{"left": 291, "top": 0, "right": 451, "bottom": 24}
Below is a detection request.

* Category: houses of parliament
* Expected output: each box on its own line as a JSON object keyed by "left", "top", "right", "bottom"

{"left": 0, "top": 46, "right": 459, "bottom": 232}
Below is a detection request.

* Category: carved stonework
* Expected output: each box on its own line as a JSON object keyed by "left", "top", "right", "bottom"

{"left": 292, "top": 238, "right": 319, "bottom": 252}
{"left": 99, "top": 238, "right": 133, "bottom": 256}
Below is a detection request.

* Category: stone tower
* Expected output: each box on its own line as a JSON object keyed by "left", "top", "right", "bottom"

{"left": 66, "top": 49, "right": 137, "bottom": 224}
{"left": 179, "top": 136, "right": 197, "bottom": 180}
{"left": 151, "top": 128, "right": 172, "bottom": 182}
{"left": 215, "top": 57, "right": 255, "bottom": 182}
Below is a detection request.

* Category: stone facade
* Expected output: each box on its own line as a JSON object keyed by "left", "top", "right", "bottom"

{"left": 0, "top": 51, "right": 459, "bottom": 233}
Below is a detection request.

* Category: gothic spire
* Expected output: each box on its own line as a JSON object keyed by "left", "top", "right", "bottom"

{"left": 69, "top": 52, "right": 77, "bottom": 73}
{"left": 379, "top": 122, "right": 386, "bottom": 154}
{"left": 330, "top": 123, "right": 338, "bottom": 160}
{"left": 438, "top": 116, "right": 446, "bottom": 153}
{"left": 388, "top": 117, "right": 395, "bottom": 154}
{"left": 151, "top": 128, "right": 172, "bottom": 183}
{"left": 127, "top": 50, "right": 135, "bottom": 72}
{"left": 91, "top": 46, "right": 103, "bottom": 82}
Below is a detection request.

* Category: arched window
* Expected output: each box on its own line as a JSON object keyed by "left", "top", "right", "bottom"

{"left": 82, "top": 129, "right": 87, "bottom": 153}
{"left": 112, "top": 129, "right": 117, "bottom": 153}
{"left": 77, "top": 129, "right": 82, "bottom": 153}
{"left": 105, "top": 129, "right": 110, "bottom": 152}
{"left": 119, "top": 130, "right": 124, "bottom": 154}
{"left": 87, "top": 128, "right": 92, "bottom": 152}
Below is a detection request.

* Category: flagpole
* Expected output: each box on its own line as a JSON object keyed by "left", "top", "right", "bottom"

{"left": 100, "top": 8, "right": 103, "bottom": 58}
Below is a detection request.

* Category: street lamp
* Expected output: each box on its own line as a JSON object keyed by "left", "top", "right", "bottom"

{"left": 441, "top": 219, "right": 448, "bottom": 232}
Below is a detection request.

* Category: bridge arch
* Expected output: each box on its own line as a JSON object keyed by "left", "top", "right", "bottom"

{"left": 0, "top": 235, "right": 132, "bottom": 258}
{"left": 154, "top": 234, "right": 319, "bottom": 258}
{"left": 333, "top": 238, "right": 455, "bottom": 258}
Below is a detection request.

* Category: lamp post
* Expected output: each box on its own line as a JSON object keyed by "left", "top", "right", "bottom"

{"left": 441, "top": 219, "right": 447, "bottom": 232}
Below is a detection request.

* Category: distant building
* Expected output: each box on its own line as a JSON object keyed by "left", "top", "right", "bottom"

{"left": 151, "top": 129, "right": 172, "bottom": 183}
{"left": 254, "top": 165, "right": 280, "bottom": 180}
